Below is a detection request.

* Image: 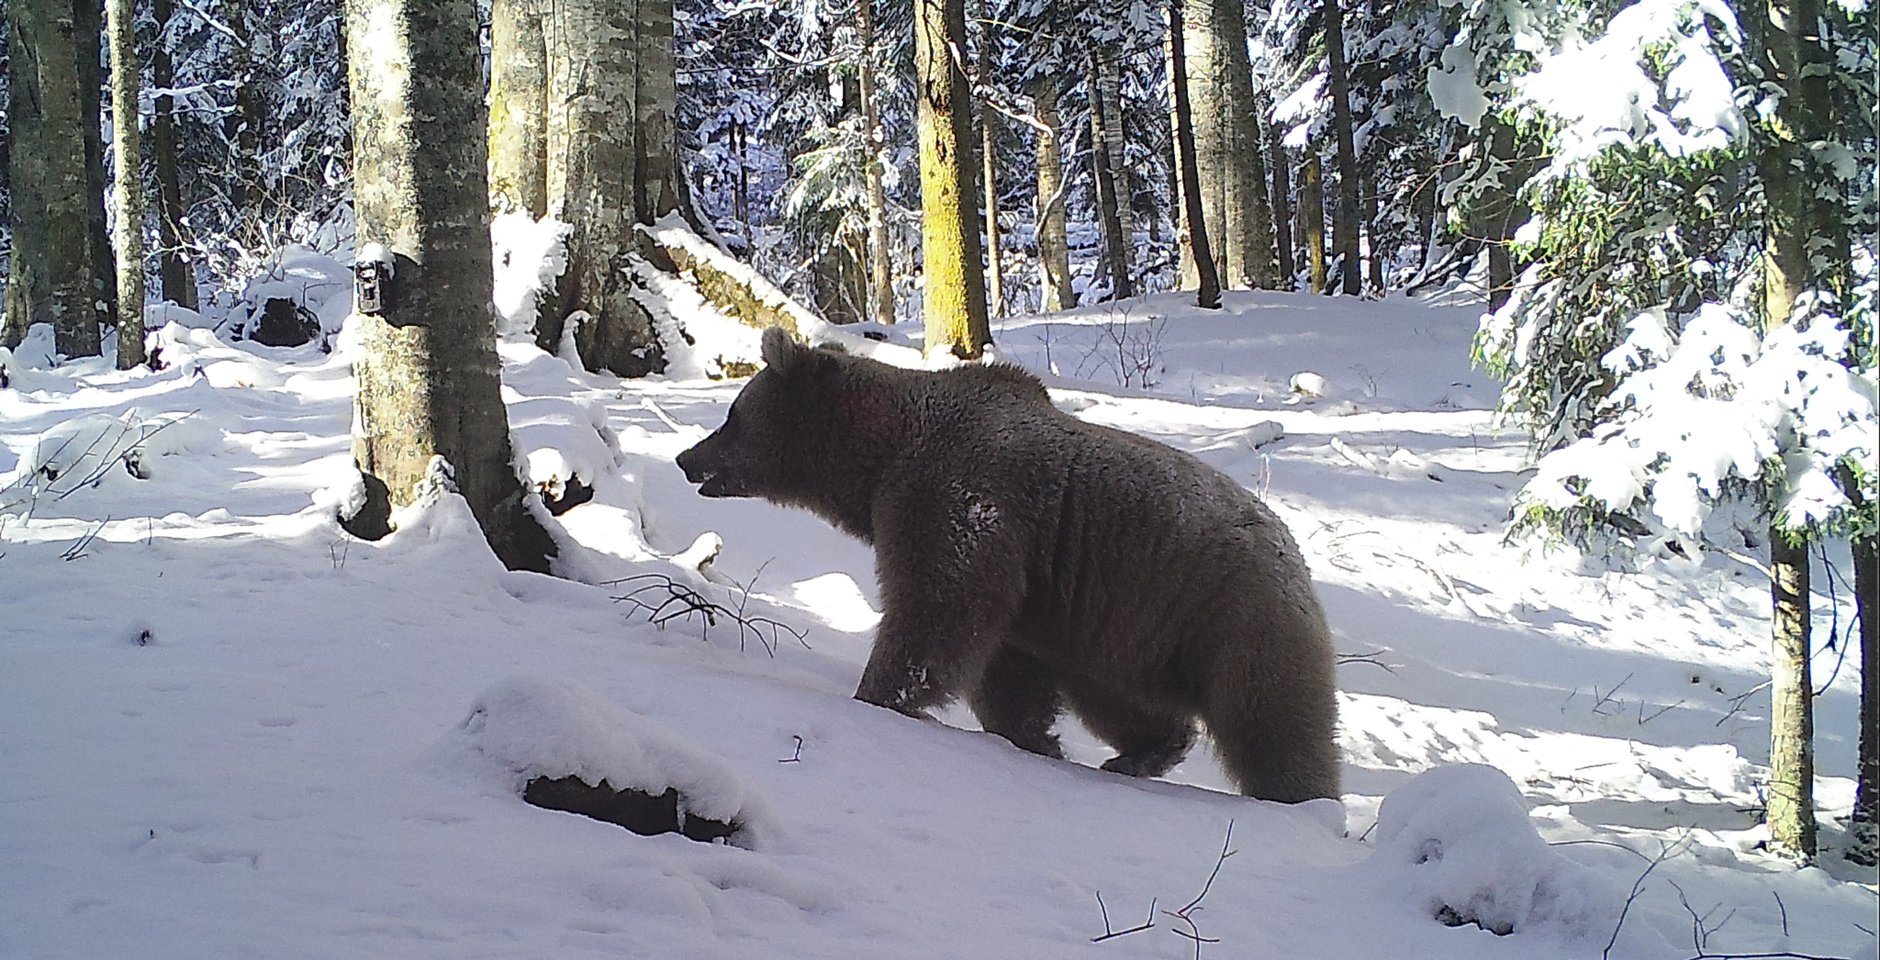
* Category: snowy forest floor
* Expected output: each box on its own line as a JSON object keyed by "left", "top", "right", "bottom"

{"left": 1, "top": 284, "right": 1875, "bottom": 959}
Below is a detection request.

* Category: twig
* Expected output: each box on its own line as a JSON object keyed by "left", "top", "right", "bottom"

{"left": 1716, "top": 681, "right": 1771, "bottom": 728}
{"left": 61, "top": 518, "right": 110, "bottom": 562}
{"left": 1160, "top": 821, "right": 1235, "bottom": 959}
{"left": 1773, "top": 890, "right": 1788, "bottom": 938}
{"left": 604, "top": 572, "right": 809, "bottom": 655}
{"left": 1336, "top": 648, "right": 1397, "bottom": 673}
{"left": 778, "top": 735, "right": 803, "bottom": 763}
{"left": 1603, "top": 835, "right": 1688, "bottom": 960}
{"left": 1639, "top": 699, "right": 1684, "bottom": 725}
{"left": 1089, "top": 892, "right": 1156, "bottom": 942}
{"left": 1592, "top": 673, "right": 1635, "bottom": 717}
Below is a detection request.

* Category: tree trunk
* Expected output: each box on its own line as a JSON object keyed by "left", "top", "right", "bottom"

{"left": 488, "top": 0, "right": 549, "bottom": 216}
{"left": 1753, "top": 0, "right": 1830, "bottom": 861}
{"left": 1032, "top": 75, "right": 1075, "bottom": 312}
{"left": 1088, "top": 51, "right": 1132, "bottom": 301}
{"left": 5, "top": 0, "right": 108, "bottom": 356}
{"left": 1301, "top": 149, "right": 1326, "bottom": 294}
{"left": 342, "top": 0, "right": 555, "bottom": 573}
{"left": 1180, "top": 0, "right": 1273, "bottom": 290}
{"left": 1267, "top": 123, "right": 1293, "bottom": 285}
{"left": 1851, "top": 532, "right": 1878, "bottom": 865}
{"left": 78, "top": 0, "right": 115, "bottom": 324}
{"left": 1363, "top": 175, "right": 1384, "bottom": 295}
{"left": 150, "top": 0, "right": 194, "bottom": 311}
{"left": 106, "top": 0, "right": 145, "bottom": 367}
{"left": 858, "top": 0, "right": 895, "bottom": 325}
{"left": 632, "top": 0, "right": 679, "bottom": 225}
{"left": 1323, "top": 0, "right": 1361, "bottom": 296}
{"left": 1167, "top": 0, "right": 1218, "bottom": 310}
{"left": 226, "top": 0, "right": 264, "bottom": 219}
{"left": 982, "top": 116, "right": 1004, "bottom": 318}
{"left": 915, "top": 0, "right": 990, "bottom": 359}
{"left": 538, "top": 0, "right": 665, "bottom": 375}
{"left": 1766, "top": 534, "right": 1817, "bottom": 858}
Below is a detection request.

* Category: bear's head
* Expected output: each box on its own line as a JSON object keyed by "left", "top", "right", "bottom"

{"left": 677, "top": 326, "right": 844, "bottom": 502}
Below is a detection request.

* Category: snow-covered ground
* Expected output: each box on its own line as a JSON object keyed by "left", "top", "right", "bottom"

{"left": 1, "top": 287, "right": 1873, "bottom": 959}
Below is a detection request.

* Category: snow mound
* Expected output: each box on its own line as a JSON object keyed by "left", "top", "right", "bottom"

{"left": 9, "top": 409, "right": 217, "bottom": 506}
{"left": 431, "top": 676, "right": 774, "bottom": 848}
{"left": 1363, "top": 764, "right": 1621, "bottom": 938}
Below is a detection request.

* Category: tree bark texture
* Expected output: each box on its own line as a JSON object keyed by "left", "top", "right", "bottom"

{"left": 1851, "top": 532, "right": 1877, "bottom": 865}
{"left": 858, "top": 0, "right": 895, "bottom": 325}
{"left": 4, "top": 0, "right": 110, "bottom": 356}
{"left": 1753, "top": 0, "right": 1832, "bottom": 860}
{"left": 1087, "top": 51, "right": 1132, "bottom": 301}
{"left": 1301, "top": 149, "right": 1326, "bottom": 294}
{"left": 1167, "top": 0, "right": 1218, "bottom": 310}
{"left": 915, "top": 0, "right": 990, "bottom": 358}
{"left": 488, "top": 0, "right": 549, "bottom": 217}
{"left": 982, "top": 116, "right": 1004, "bottom": 318}
{"left": 1268, "top": 123, "right": 1294, "bottom": 283}
{"left": 1031, "top": 75, "right": 1075, "bottom": 312}
{"left": 106, "top": 0, "right": 145, "bottom": 367}
{"left": 1323, "top": 0, "right": 1361, "bottom": 295}
{"left": 150, "top": 0, "right": 195, "bottom": 310}
{"left": 631, "top": 0, "right": 679, "bottom": 225}
{"left": 343, "top": 0, "right": 554, "bottom": 573}
{"left": 1180, "top": 0, "right": 1275, "bottom": 290}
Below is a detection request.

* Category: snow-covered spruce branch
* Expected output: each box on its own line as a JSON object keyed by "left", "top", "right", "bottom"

{"left": 605, "top": 573, "right": 808, "bottom": 656}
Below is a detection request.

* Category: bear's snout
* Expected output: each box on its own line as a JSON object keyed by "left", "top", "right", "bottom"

{"left": 677, "top": 438, "right": 739, "bottom": 497}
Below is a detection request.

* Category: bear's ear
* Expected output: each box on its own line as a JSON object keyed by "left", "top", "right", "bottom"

{"left": 760, "top": 326, "right": 806, "bottom": 376}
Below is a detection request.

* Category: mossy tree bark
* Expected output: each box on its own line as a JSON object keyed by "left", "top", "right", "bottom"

{"left": 915, "top": 0, "right": 990, "bottom": 359}
{"left": 1301, "top": 149, "right": 1326, "bottom": 294}
{"left": 489, "top": 0, "right": 549, "bottom": 217}
{"left": 343, "top": 0, "right": 556, "bottom": 573}
{"left": 1323, "top": 0, "right": 1361, "bottom": 296}
{"left": 1032, "top": 75, "right": 1075, "bottom": 313}
{"left": 106, "top": 0, "right": 146, "bottom": 368}
{"left": 4, "top": 0, "right": 110, "bottom": 356}
{"left": 1166, "top": 0, "right": 1218, "bottom": 310}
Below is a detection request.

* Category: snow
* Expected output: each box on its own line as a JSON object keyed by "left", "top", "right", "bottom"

{"left": 0, "top": 284, "right": 1874, "bottom": 959}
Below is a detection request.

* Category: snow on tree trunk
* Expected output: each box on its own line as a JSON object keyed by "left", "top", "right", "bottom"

{"left": 1087, "top": 52, "right": 1132, "bottom": 301}
{"left": 1167, "top": 0, "right": 1218, "bottom": 310}
{"left": 1032, "top": 76, "right": 1075, "bottom": 313}
{"left": 489, "top": 0, "right": 549, "bottom": 217}
{"left": 1301, "top": 149, "right": 1326, "bottom": 294}
{"left": 915, "top": 0, "right": 990, "bottom": 359}
{"left": 859, "top": 0, "right": 895, "bottom": 326}
{"left": 1267, "top": 118, "right": 1294, "bottom": 283}
{"left": 343, "top": 0, "right": 555, "bottom": 574}
{"left": 632, "top": 0, "right": 679, "bottom": 225}
{"left": 4, "top": 0, "right": 108, "bottom": 356}
{"left": 106, "top": 0, "right": 145, "bottom": 369}
{"left": 150, "top": 0, "right": 194, "bottom": 312}
{"left": 1324, "top": 0, "right": 1361, "bottom": 296}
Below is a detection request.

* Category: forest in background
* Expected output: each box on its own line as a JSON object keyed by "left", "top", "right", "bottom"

{"left": 0, "top": 0, "right": 1874, "bottom": 867}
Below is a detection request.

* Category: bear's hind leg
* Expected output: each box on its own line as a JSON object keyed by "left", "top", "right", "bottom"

{"left": 1063, "top": 679, "right": 1197, "bottom": 779}
{"left": 968, "top": 645, "right": 1065, "bottom": 759}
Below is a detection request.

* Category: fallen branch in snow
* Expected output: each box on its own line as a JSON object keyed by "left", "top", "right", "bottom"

{"left": 1160, "top": 820, "right": 1235, "bottom": 959}
{"left": 605, "top": 572, "right": 809, "bottom": 656}
{"left": 778, "top": 735, "right": 803, "bottom": 764}
{"left": 1591, "top": 673, "right": 1634, "bottom": 717}
{"left": 61, "top": 518, "right": 110, "bottom": 562}
{"left": 1089, "top": 891, "right": 1156, "bottom": 942}
{"left": 1684, "top": 953, "right": 1856, "bottom": 960}
{"left": 1603, "top": 833, "right": 1692, "bottom": 960}
{"left": 1335, "top": 649, "right": 1397, "bottom": 674}
{"left": 1667, "top": 876, "right": 1738, "bottom": 955}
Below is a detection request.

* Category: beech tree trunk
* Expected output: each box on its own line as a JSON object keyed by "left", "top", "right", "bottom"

{"left": 1301, "top": 149, "right": 1326, "bottom": 294}
{"left": 1180, "top": 0, "right": 1275, "bottom": 290}
{"left": 1323, "top": 0, "right": 1361, "bottom": 295}
{"left": 1032, "top": 76, "right": 1075, "bottom": 313}
{"left": 150, "top": 0, "right": 194, "bottom": 311}
{"left": 488, "top": 0, "right": 549, "bottom": 217}
{"left": 915, "top": 0, "right": 990, "bottom": 358}
{"left": 1167, "top": 0, "right": 1218, "bottom": 310}
{"left": 1088, "top": 52, "right": 1133, "bottom": 301}
{"left": 4, "top": 0, "right": 109, "bottom": 356}
{"left": 106, "top": 0, "right": 145, "bottom": 367}
{"left": 858, "top": 0, "right": 894, "bottom": 325}
{"left": 343, "top": 0, "right": 555, "bottom": 573}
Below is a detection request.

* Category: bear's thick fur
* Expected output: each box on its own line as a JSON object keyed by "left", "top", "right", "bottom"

{"left": 677, "top": 328, "right": 1340, "bottom": 801}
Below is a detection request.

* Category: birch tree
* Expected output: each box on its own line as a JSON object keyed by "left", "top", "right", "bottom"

{"left": 1031, "top": 74, "right": 1075, "bottom": 312}
{"left": 344, "top": 0, "right": 556, "bottom": 573}
{"left": 106, "top": 0, "right": 146, "bottom": 368}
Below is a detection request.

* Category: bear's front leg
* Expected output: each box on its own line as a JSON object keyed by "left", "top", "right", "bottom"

{"left": 855, "top": 479, "right": 1026, "bottom": 719}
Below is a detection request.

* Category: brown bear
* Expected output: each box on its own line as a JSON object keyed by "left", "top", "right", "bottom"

{"left": 676, "top": 327, "right": 1340, "bottom": 802}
